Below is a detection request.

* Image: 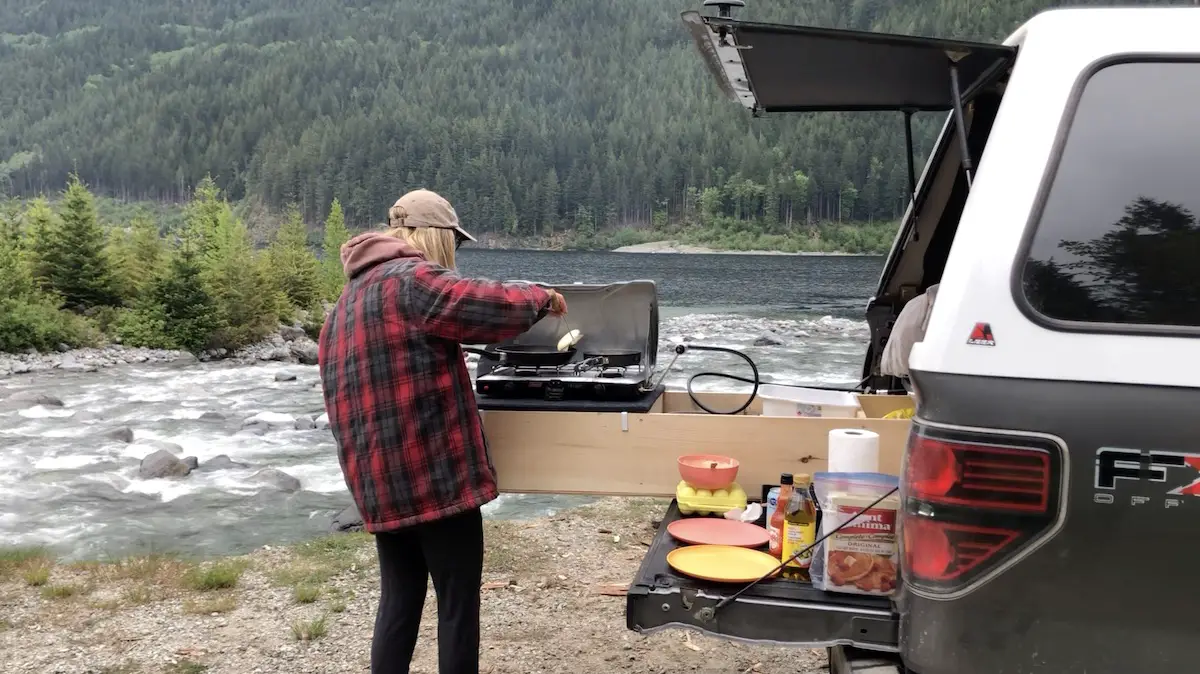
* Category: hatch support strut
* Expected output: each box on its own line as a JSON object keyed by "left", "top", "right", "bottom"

{"left": 946, "top": 52, "right": 974, "bottom": 189}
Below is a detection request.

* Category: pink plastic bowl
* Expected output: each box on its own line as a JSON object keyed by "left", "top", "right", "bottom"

{"left": 677, "top": 454, "right": 740, "bottom": 490}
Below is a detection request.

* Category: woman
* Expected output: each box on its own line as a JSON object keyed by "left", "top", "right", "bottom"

{"left": 318, "top": 188, "right": 566, "bottom": 674}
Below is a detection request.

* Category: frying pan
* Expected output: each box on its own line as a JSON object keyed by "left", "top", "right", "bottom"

{"left": 463, "top": 344, "right": 577, "bottom": 367}
{"left": 581, "top": 349, "right": 642, "bottom": 368}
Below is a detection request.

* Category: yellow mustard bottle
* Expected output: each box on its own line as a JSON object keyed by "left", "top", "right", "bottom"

{"left": 781, "top": 473, "right": 817, "bottom": 581}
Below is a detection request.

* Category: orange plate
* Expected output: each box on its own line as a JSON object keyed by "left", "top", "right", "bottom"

{"left": 667, "top": 518, "right": 769, "bottom": 548}
{"left": 666, "top": 544, "right": 781, "bottom": 583}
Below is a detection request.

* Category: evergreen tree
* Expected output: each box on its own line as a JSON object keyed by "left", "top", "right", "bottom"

{"left": 320, "top": 197, "right": 350, "bottom": 301}
{"left": 152, "top": 247, "right": 219, "bottom": 352}
{"left": 108, "top": 213, "right": 166, "bottom": 302}
{"left": 33, "top": 175, "right": 118, "bottom": 310}
{"left": 202, "top": 204, "right": 283, "bottom": 349}
{"left": 268, "top": 205, "right": 321, "bottom": 312}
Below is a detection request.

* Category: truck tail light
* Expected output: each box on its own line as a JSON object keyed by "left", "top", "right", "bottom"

{"left": 900, "top": 422, "right": 1063, "bottom": 594}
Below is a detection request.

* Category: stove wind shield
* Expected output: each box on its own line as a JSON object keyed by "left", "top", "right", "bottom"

{"left": 477, "top": 280, "right": 659, "bottom": 376}
{"left": 472, "top": 280, "right": 663, "bottom": 410}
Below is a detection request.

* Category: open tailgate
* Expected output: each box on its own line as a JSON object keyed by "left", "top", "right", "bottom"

{"left": 681, "top": 11, "right": 1015, "bottom": 114}
{"left": 626, "top": 501, "right": 899, "bottom": 652}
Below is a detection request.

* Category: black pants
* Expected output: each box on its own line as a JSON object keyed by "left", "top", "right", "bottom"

{"left": 372, "top": 508, "right": 484, "bottom": 674}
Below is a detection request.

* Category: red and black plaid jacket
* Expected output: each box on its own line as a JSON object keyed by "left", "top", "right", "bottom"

{"left": 318, "top": 239, "right": 550, "bottom": 532}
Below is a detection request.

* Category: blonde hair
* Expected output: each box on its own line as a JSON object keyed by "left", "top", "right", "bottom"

{"left": 386, "top": 205, "right": 456, "bottom": 269}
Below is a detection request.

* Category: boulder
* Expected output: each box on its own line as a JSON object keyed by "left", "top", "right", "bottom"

{"left": 250, "top": 468, "right": 302, "bottom": 493}
{"left": 198, "top": 411, "right": 226, "bottom": 422}
{"left": 199, "top": 454, "right": 249, "bottom": 471}
{"left": 274, "top": 372, "right": 297, "bottom": 382}
{"left": 290, "top": 341, "right": 319, "bottom": 365}
{"left": 104, "top": 426, "right": 135, "bottom": 443}
{"left": 753, "top": 334, "right": 785, "bottom": 347}
{"left": 8, "top": 391, "right": 64, "bottom": 408}
{"left": 138, "top": 450, "right": 192, "bottom": 479}
{"left": 314, "top": 412, "right": 330, "bottom": 430}
{"left": 293, "top": 416, "right": 316, "bottom": 431}
{"left": 330, "top": 504, "right": 365, "bottom": 533}
{"left": 279, "top": 325, "right": 307, "bottom": 342}
{"left": 182, "top": 456, "right": 200, "bottom": 471}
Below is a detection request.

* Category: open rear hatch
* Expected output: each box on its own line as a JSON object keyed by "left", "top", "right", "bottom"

{"left": 625, "top": 7, "right": 1017, "bottom": 649}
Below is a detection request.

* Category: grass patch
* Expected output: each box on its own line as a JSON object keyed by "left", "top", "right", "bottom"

{"left": 181, "top": 560, "right": 246, "bottom": 592}
{"left": 293, "top": 583, "right": 320, "bottom": 604}
{"left": 166, "top": 661, "right": 207, "bottom": 674}
{"left": 328, "top": 598, "right": 347, "bottom": 613}
{"left": 76, "top": 553, "right": 188, "bottom": 583}
{"left": 97, "top": 663, "right": 139, "bottom": 674}
{"left": 40, "top": 582, "right": 83, "bottom": 600}
{"left": 0, "top": 618, "right": 12, "bottom": 631}
{"left": 290, "top": 614, "right": 329, "bottom": 642}
{"left": 22, "top": 563, "right": 50, "bottom": 586}
{"left": 272, "top": 533, "right": 371, "bottom": 588}
{"left": 0, "top": 546, "right": 53, "bottom": 580}
{"left": 182, "top": 594, "right": 237, "bottom": 615}
{"left": 124, "top": 585, "right": 153, "bottom": 605}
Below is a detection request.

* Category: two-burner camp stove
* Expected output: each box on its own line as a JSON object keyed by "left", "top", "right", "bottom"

{"left": 476, "top": 357, "right": 654, "bottom": 402}
{"left": 473, "top": 280, "right": 662, "bottom": 408}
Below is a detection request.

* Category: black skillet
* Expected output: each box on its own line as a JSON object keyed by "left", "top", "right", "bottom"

{"left": 581, "top": 349, "right": 642, "bottom": 368}
{"left": 463, "top": 344, "right": 577, "bottom": 367}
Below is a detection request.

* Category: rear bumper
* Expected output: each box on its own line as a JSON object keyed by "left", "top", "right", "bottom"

{"left": 626, "top": 501, "right": 900, "bottom": 652}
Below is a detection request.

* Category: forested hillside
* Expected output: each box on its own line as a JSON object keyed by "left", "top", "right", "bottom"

{"left": 0, "top": 0, "right": 1169, "bottom": 246}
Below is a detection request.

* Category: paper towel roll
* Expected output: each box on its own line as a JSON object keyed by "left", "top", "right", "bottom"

{"left": 828, "top": 428, "right": 880, "bottom": 473}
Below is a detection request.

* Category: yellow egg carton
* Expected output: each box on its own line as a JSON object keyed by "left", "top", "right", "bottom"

{"left": 676, "top": 480, "right": 748, "bottom": 516}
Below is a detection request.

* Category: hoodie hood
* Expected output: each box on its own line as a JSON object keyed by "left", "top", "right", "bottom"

{"left": 340, "top": 232, "right": 425, "bottom": 278}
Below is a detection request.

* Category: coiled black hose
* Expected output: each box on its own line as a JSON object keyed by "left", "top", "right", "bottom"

{"left": 675, "top": 343, "right": 761, "bottom": 415}
{"left": 672, "top": 343, "right": 872, "bottom": 415}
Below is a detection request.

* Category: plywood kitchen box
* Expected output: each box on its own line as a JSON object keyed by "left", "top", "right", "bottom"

{"left": 482, "top": 391, "right": 912, "bottom": 496}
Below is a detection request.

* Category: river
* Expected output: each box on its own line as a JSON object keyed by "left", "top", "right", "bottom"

{"left": 0, "top": 250, "right": 884, "bottom": 560}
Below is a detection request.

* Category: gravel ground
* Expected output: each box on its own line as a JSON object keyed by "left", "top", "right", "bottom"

{"left": 0, "top": 498, "right": 827, "bottom": 674}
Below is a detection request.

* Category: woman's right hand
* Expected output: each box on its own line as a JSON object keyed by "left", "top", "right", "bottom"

{"left": 546, "top": 289, "right": 568, "bottom": 315}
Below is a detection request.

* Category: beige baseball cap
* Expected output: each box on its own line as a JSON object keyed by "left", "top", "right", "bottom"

{"left": 388, "top": 189, "right": 477, "bottom": 244}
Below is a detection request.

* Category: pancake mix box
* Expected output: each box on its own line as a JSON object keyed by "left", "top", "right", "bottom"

{"left": 819, "top": 491, "right": 900, "bottom": 596}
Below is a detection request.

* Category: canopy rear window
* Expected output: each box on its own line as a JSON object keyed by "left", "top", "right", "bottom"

{"left": 682, "top": 11, "right": 1016, "bottom": 113}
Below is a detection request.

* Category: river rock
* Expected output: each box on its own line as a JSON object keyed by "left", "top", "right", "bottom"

{"left": 279, "top": 325, "right": 307, "bottom": 342}
{"left": 138, "top": 450, "right": 192, "bottom": 479}
{"left": 182, "top": 456, "right": 200, "bottom": 471}
{"left": 104, "top": 426, "right": 135, "bottom": 443}
{"left": 330, "top": 504, "right": 364, "bottom": 533}
{"left": 199, "top": 411, "right": 226, "bottom": 422}
{"left": 274, "top": 372, "right": 297, "bottom": 382}
{"left": 314, "top": 412, "right": 330, "bottom": 430}
{"left": 294, "top": 416, "right": 316, "bottom": 430}
{"left": 7, "top": 391, "right": 64, "bottom": 408}
{"left": 753, "top": 334, "right": 785, "bottom": 346}
{"left": 290, "top": 341, "right": 319, "bottom": 365}
{"left": 199, "top": 454, "right": 250, "bottom": 471}
{"left": 250, "top": 468, "right": 301, "bottom": 492}
{"left": 237, "top": 422, "right": 270, "bottom": 436}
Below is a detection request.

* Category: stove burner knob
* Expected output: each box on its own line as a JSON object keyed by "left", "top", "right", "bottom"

{"left": 502, "top": 382, "right": 515, "bottom": 393}
{"left": 593, "top": 383, "right": 606, "bottom": 396}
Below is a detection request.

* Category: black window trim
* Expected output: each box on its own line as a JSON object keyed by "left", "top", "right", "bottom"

{"left": 1010, "top": 53, "right": 1200, "bottom": 338}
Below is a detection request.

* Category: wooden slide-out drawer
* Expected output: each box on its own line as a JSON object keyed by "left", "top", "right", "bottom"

{"left": 482, "top": 391, "right": 913, "bottom": 496}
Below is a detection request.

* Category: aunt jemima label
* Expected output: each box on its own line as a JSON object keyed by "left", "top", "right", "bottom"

{"left": 821, "top": 492, "right": 900, "bottom": 596}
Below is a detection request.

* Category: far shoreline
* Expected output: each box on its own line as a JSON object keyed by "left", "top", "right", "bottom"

{"left": 607, "top": 240, "right": 877, "bottom": 256}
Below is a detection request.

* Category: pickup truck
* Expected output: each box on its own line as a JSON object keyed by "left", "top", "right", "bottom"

{"left": 627, "top": 3, "right": 1200, "bottom": 673}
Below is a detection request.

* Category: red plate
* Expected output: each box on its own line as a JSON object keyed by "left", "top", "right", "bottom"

{"left": 667, "top": 518, "right": 770, "bottom": 548}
